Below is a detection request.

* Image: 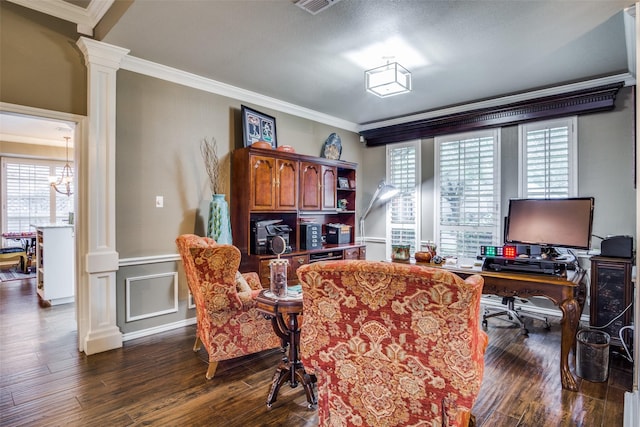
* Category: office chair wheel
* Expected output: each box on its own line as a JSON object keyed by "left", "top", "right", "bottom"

{"left": 521, "top": 328, "right": 529, "bottom": 336}
{"left": 482, "top": 319, "right": 488, "bottom": 329}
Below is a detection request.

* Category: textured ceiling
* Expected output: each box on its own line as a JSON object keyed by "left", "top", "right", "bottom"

{"left": 99, "top": 0, "right": 635, "bottom": 126}
{"left": 4, "top": 0, "right": 636, "bottom": 142}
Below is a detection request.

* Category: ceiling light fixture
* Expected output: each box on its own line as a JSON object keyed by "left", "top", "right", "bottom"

{"left": 365, "top": 59, "right": 412, "bottom": 98}
{"left": 294, "top": 0, "right": 343, "bottom": 15}
{"left": 49, "top": 136, "right": 73, "bottom": 196}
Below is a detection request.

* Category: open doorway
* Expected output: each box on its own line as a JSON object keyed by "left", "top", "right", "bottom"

{"left": 0, "top": 103, "right": 83, "bottom": 345}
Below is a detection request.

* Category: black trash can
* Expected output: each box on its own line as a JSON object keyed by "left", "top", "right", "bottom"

{"left": 576, "top": 329, "right": 610, "bottom": 382}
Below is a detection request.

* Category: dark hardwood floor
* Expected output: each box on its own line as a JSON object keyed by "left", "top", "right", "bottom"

{"left": 0, "top": 277, "right": 633, "bottom": 426}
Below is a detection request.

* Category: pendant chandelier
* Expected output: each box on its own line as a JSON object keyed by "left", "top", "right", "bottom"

{"left": 50, "top": 136, "right": 73, "bottom": 196}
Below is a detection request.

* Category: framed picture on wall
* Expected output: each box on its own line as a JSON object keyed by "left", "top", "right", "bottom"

{"left": 241, "top": 105, "right": 277, "bottom": 148}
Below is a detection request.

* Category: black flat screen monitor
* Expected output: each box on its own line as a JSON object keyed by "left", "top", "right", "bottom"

{"left": 505, "top": 197, "right": 594, "bottom": 250}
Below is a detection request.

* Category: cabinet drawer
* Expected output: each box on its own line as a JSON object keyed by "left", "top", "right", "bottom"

{"left": 259, "top": 254, "right": 310, "bottom": 286}
{"left": 344, "top": 248, "right": 360, "bottom": 260}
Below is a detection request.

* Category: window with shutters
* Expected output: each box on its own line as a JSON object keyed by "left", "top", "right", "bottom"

{"left": 386, "top": 141, "right": 420, "bottom": 258}
{"left": 435, "top": 130, "right": 500, "bottom": 257}
{"left": 518, "top": 117, "right": 577, "bottom": 198}
{"left": 1, "top": 158, "right": 74, "bottom": 234}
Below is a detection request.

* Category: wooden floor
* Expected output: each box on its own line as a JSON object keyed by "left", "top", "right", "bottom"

{"left": 0, "top": 277, "right": 633, "bottom": 427}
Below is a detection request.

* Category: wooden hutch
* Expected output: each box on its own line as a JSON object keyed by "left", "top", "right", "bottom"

{"left": 231, "top": 146, "right": 365, "bottom": 286}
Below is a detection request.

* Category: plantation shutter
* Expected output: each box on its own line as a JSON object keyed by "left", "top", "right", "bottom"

{"left": 387, "top": 142, "right": 420, "bottom": 255}
{"left": 436, "top": 130, "right": 500, "bottom": 257}
{"left": 2, "top": 158, "right": 74, "bottom": 233}
{"left": 520, "top": 117, "right": 576, "bottom": 198}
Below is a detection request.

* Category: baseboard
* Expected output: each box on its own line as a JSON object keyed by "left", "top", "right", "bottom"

{"left": 624, "top": 391, "right": 639, "bottom": 427}
{"left": 122, "top": 317, "right": 197, "bottom": 342}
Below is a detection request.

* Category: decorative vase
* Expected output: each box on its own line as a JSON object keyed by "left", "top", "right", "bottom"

{"left": 207, "top": 194, "right": 232, "bottom": 244}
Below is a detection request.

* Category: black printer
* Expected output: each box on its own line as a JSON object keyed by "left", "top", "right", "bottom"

{"left": 250, "top": 219, "right": 291, "bottom": 254}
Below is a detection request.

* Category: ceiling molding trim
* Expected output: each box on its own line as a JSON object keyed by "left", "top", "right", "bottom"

{"left": 359, "top": 73, "right": 635, "bottom": 132}
{"left": 86, "top": 0, "right": 116, "bottom": 26}
{"left": 360, "top": 82, "right": 624, "bottom": 146}
{"left": 120, "top": 54, "right": 359, "bottom": 133}
{"left": 7, "top": 0, "right": 114, "bottom": 35}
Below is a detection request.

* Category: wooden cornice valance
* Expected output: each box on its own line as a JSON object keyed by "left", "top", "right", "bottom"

{"left": 360, "top": 82, "right": 624, "bottom": 146}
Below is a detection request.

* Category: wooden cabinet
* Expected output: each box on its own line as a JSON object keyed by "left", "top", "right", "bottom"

{"left": 300, "top": 162, "right": 337, "bottom": 211}
{"left": 232, "top": 146, "right": 365, "bottom": 286}
{"left": 34, "top": 225, "right": 74, "bottom": 306}
{"left": 590, "top": 256, "right": 633, "bottom": 348}
{"left": 249, "top": 155, "right": 298, "bottom": 211}
{"left": 321, "top": 165, "right": 337, "bottom": 210}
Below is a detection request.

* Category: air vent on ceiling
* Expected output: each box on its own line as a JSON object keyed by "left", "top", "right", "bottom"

{"left": 295, "top": 0, "right": 343, "bottom": 15}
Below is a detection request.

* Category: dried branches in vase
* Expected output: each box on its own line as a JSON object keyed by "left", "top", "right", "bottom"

{"left": 201, "top": 137, "right": 220, "bottom": 195}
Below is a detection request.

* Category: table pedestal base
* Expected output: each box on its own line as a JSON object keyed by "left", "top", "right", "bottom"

{"left": 266, "top": 356, "right": 317, "bottom": 409}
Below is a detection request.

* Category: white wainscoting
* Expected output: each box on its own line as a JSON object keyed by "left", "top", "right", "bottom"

{"left": 125, "top": 272, "right": 178, "bottom": 322}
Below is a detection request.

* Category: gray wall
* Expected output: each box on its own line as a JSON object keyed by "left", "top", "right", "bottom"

{"left": 114, "top": 70, "right": 364, "bottom": 334}
{"left": 0, "top": 1, "right": 86, "bottom": 115}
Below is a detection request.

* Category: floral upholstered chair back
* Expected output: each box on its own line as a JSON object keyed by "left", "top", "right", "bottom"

{"left": 176, "top": 234, "right": 280, "bottom": 380}
{"left": 297, "top": 260, "right": 487, "bottom": 427}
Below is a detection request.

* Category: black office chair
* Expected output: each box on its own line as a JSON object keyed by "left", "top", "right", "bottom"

{"left": 482, "top": 296, "right": 550, "bottom": 335}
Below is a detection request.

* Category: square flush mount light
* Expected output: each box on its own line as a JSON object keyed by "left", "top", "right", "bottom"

{"left": 365, "top": 62, "right": 412, "bottom": 98}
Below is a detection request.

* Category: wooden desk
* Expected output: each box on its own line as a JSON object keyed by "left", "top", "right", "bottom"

{"left": 413, "top": 261, "right": 587, "bottom": 391}
{"left": 255, "top": 290, "right": 317, "bottom": 409}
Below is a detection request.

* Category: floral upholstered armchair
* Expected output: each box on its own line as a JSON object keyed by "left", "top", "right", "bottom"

{"left": 176, "top": 234, "right": 280, "bottom": 380}
{"left": 297, "top": 260, "right": 487, "bottom": 427}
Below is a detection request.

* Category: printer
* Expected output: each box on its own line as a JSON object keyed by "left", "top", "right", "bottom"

{"left": 601, "top": 235, "right": 633, "bottom": 259}
{"left": 251, "top": 219, "right": 292, "bottom": 254}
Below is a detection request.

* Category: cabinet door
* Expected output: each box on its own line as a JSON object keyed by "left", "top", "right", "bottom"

{"left": 276, "top": 158, "right": 298, "bottom": 210}
{"left": 250, "top": 156, "right": 276, "bottom": 210}
{"left": 321, "top": 166, "right": 337, "bottom": 210}
{"left": 300, "top": 162, "right": 322, "bottom": 210}
{"left": 590, "top": 257, "right": 633, "bottom": 347}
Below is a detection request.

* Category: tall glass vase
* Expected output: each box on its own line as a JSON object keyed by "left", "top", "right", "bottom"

{"left": 207, "top": 194, "right": 232, "bottom": 244}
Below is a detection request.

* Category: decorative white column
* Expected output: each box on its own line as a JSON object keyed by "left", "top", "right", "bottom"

{"left": 76, "top": 37, "right": 129, "bottom": 355}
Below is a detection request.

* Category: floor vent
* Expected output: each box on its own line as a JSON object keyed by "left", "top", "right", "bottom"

{"left": 294, "top": 0, "right": 343, "bottom": 15}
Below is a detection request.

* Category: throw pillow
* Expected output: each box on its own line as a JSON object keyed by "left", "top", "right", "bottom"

{"left": 235, "top": 271, "right": 252, "bottom": 293}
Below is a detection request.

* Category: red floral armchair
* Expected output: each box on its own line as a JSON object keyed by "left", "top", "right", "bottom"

{"left": 297, "top": 260, "right": 487, "bottom": 427}
{"left": 176, "top": 234, "right": 280, "bottom": 379}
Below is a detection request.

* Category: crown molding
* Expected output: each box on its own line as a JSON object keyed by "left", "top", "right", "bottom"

{"left": 120, "top": 54, "right": 359, "bottom": 133}
{"left": 360, "top": 73, "right": 635, "bottom": 133}
{"left": 7, "top": 0, "right": 114, "bottom": 36}
{"left": 360, "top": 81, "right": 624, "bottom": 146}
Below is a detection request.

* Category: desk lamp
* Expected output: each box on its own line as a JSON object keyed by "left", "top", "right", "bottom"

{"left": 359, "top": 180, "right": 400, "bottom": 244}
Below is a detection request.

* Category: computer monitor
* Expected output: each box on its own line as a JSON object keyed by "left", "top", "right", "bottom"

{"left": 505, "top": 197, "right": 594, "bottom": 251}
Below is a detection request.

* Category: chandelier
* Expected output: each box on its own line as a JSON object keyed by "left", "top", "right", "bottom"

{"left": 365, "top": 60, "right": 412, "bottom": 98}
{"left": 49, "top": 136, "right": 73, "bottom": 196}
